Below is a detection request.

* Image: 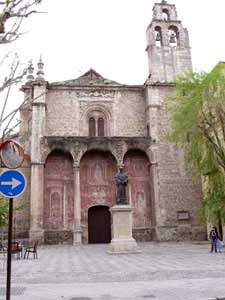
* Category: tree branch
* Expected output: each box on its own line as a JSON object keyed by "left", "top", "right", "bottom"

{"left": 0, "top": 66, "right": 26, "bottom": 92}
{"left": 0, "top": 0, "right": 43, "bottom": 44}
{"left": 216, "top": 104, "right": 225, "bottom": 142}
{"left": 2, "top": 120, "right": 21, "bottom": 139}
{"left": 1, "top": 91, "right": 45, "bottom": 126}
{"left": 198, "top": 122, "right": 225, "bottom": 172}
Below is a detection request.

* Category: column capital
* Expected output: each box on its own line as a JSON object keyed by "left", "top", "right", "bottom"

{"left": 150, "top": 161, "right": 158, "bottom": 166}
{"left": 73, "top": 163, "right": 80, "bottom": 170}
{"left": 117, "top": 163, "right": 124, "bottom": 168}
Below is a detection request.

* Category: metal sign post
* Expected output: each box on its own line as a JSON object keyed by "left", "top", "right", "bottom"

{"left": 0, "top": 139, "right": 26, "bottom": 300}
{"left": 6, "top": 198, "right": 13, "bottom": 300}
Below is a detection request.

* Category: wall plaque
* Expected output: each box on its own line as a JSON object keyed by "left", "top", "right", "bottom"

{"left": 177, "top": 210, "right": 190, "bottom": 221}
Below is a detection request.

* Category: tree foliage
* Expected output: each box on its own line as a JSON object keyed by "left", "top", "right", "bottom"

{"left": 166, "top": 62, "right": 225, "bottom": 223}
{"left": 0, "top": 196, "right": 25, "bottom": 229}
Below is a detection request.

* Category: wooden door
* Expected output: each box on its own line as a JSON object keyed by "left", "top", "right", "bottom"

{"left": 88, "top": 206, "right": 111, "bottom": 243}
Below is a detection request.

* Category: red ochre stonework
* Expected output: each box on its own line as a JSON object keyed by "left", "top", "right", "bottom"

{"left": 44, "top": 150, "right": 74, "bottom": 231}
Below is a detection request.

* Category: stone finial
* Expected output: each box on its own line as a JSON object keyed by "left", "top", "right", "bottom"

{"left": 161, "top": 0, "right": 167, "bottom": 3}
{"left": 26, "top": 60, "right": 34, "bottom": 82}
{"left": 35, "top": 56, "right": 45, "bottom": 81}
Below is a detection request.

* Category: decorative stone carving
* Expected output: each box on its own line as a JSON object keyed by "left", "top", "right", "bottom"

{"left": 112, "top": 139, "right": 124, "bottom": 164}
{"left": 77, "top": 90, "right": 115, "bottom": 100}
{"left": 73, "top": 141, "right": 82, "bottom": 164}
{"left": 44, "top": 136, "right": 153, "bottom": 167}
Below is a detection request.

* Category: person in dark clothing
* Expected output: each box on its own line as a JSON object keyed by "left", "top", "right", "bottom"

{"left": 209, "top": 227, "right": 218, "bottom": 253}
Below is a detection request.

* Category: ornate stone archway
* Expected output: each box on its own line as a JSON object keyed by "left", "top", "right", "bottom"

{"left": 31, "top": 136, "right": 156, "bottom": 244}
{"left": 80, "top": 150, "right": 117, "bottom": 243}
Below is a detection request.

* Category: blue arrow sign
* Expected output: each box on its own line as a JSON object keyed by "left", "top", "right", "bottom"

{"left": 0, "top": 170, "right": 26, "bottom": 198}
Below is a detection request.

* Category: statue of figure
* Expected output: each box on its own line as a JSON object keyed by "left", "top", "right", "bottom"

{"left": 114, "top": 167, "right": 128, "bottom": 205}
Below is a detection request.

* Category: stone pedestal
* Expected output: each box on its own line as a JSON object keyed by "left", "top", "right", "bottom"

{"left": 29, "top": 229, "right": 45, "bottom": 244}
{"left": 109, "top": 205, "right": 139, "bottom": 253}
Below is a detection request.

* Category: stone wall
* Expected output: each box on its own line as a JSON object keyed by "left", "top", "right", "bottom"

{"left": 113, "top": 89, "right": 145, "bottom": 136}
{"left": 46, "top": 87, "right": 145, "bottom": 138}
{"left": 133, "top": 227, "right": 153, "bottom": 242}
{"left": 46, "top": 89, "right": 80, "bottom": 136}
{"left": 156, "top": 225, "right": 207, "bottom": 242}
{"left": 145, "top": 84, "right": 206, "bottom": 240}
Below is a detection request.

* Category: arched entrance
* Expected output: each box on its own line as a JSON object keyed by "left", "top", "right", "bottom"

{"left": 80, "top": 150, "right": 117, "bottom": 243}
{"left": 88, "top": 206, "right": 111, "bottom": 243}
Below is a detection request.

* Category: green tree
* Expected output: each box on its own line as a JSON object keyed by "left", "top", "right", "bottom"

{"left": 0, "top": 197, "right": 25, "bottom": 229}
{"left": 0, "top": 196, "right": 26, "bottom": 242}
{"left": 0, "top": 196, "right": 8, "bottom": 228}
{"left": 166, "top": 62, "right": 225, "bottom": 224}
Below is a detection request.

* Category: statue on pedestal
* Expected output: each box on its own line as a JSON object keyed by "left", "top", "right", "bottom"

{"left": 114, "top": 167, "right": 128, "bottom": 205}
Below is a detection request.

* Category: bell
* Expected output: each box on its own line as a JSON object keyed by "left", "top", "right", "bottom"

{"left": 169, "top": 33, "right": 176, "bottom": 44}
{"left": 155, "top": 32, "right": 161, "bottom": 41}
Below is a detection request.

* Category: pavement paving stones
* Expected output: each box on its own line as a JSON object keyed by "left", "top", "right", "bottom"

{"left": 0, "top": 242, "right": 225, "bottom": 300}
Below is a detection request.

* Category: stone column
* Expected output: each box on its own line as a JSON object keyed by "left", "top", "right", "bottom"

{"left": 73, "top": 164, "right": 82, "bottom": 244}
{"left": 150, "top": 160, "right": 164, "bottom": 241}
{"left": 29, "top": 163, "right": 44, "bottom": 243}
{"left": 63, "top": 184, "right": 68, "bottom": 230}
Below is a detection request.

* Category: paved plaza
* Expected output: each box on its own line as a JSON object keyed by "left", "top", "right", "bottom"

{"left": 0, "top": 242, "right": 225, "bottom": 300}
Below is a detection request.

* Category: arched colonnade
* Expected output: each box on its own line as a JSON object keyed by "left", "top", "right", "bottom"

{"left": 30, "top": 137, "right": 158, "bottom": 244}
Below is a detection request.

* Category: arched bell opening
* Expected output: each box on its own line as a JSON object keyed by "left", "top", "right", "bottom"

{"left": 168, "top": 25, "right": 179, "bottom": 47}
{"left": 155, "top": 26, "right": 163, "bottom": 47}
{"left": 162, "top": 8, "right": 170, "bottom": 21}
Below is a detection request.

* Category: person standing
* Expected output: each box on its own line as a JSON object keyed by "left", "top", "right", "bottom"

{"left": 209, "top": 227, "right": 218, "bottom": 253}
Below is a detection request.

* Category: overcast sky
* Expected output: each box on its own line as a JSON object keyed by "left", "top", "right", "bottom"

{"left": 1, "top": 0, "right": 225, "bottom": 120}
{"left": 3, "top": 0, "right": 225, "bottom": 85}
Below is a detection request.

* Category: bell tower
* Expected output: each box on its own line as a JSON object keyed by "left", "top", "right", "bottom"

{"left": 146, "top": 0, "right": 192, "bottom": 82}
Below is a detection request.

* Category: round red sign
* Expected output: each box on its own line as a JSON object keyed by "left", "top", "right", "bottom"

{"left": 0, "top": 140, "right": 24, "bottom": 169}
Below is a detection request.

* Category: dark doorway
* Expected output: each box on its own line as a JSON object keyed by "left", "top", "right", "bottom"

{"left": 88, "top": 206, "right": 111, "bottom": 243}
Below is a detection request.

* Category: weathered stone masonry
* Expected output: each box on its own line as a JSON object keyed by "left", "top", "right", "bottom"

{"left": 14, "top": 1, "right": 206, "bottom": 244}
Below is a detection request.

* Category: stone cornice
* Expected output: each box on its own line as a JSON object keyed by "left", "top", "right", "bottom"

{"left": 32, "top": 102, "right": 47, "bottom": 107}
{"left": 45, "top": 136, "right": 153, "bottom": 146}
{"left": 144, "top": 81, "right": 175, "bottom": 87}
{"left": 47, "top": 84, "right": 144, "bottom": 92}
{"left": 21, "top": 81, "right": 49, "bottom": 92}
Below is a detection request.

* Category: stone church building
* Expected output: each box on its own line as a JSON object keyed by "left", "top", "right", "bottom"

{"left": 15, "top": 0, "right": 206, "bottom": 244}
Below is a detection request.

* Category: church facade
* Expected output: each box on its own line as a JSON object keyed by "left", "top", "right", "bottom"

{"left": 16, "top": 1, "right": 206, "bottom": 244}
